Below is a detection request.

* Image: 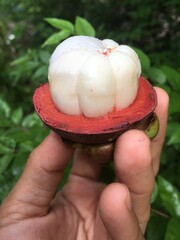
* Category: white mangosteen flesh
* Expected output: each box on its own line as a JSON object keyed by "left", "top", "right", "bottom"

{"left": 48, "top": 36, "right": 141, "bottom": 118}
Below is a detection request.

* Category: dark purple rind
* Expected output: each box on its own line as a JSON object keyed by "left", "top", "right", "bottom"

{"left": 43, "top": 112, "right": 155, "bottom": 144}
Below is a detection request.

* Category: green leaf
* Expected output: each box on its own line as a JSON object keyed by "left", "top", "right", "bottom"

{"left": 151, "top": 181, "right": 158, "bottom": 203}
{"left": 169, "top": 91, "right": 180, "bottom": 114}
{"left": 33, "top": 66, "right": 47, "bottom": 79}
{"left": 3, "top": 128, "right": 30, "bottom": 143}
{"left": 0, "top": 178, "right": 15, "bottom": 203}
{"left": 146, "top": 215, "right": 168, "bottom": 240}
{"left": 148, "top": 67, "right": 166, "bottom": 84}
{"left": 0, "top": 118, "right": 12, "bottom": 127}
{"left": 42, "top": 30, "right": 71, "bottom": 47}
{"left": 0, "top": 144, "right": 11, "bottom": 154}
{"left": 0, "top": 136, "right": 16, "bottom": 154}
{"left": 44, "top": 18, "right": 74, "bottom": 33}
{"left": 0, "top": 98, "right": 11, "bottom": 118}
{"left": 160, "top": 66, "right": 180, "bottom": 92}
{"left": 10, "top": 55, "right": 29, "bottom": 66}
{"left": 0, "top": 154, "right": 14, "bottom": 174}
{"left": 39, "top": 50, "right": 51, "bottom": 64}
{"left": 158, "top": 176, "right": 180, "bottom": 218}
{"left": 133, "top": 47, "right": 150, "bottom": 72}
{"left": 167, "top": 122, "right": 180, "bottom": 134}
{"left": 11, "top": 107, "right": 23, "bottom": 125}
{"left": 18, "top": 141, "right": 34, "bottom": 153}
{"left": 22, "top": 112, "right": 43, "bottom": 128}
{"left": 12, "top": 152, "right": 28, "bottom": 170}
{"left": 75, "top": 16, "right": 95, "bottom": 37}
{"left": 165, "top": 218, "right": 180, "bottom": 240}
{"left": 168, "top": 127, "right": 180, "bottom": 145}
{"left": 28, "top": 125, "right": 49, "bottom": 144}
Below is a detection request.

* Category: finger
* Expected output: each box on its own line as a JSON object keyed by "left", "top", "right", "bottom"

{"left": 70, "top": 148, "right": 102, "bottom": 181}
{"left": 0, "top": 132, "right": 74, "bottom": 222}
{"left": 151, "top": 87, "right": 169, "bottom": 175}
{"left": 99, "top": 183, "right": 144, "bottom": 240}
{"left": 57, "top": 149, "right": 103, "bottom": 217}
{"left": 114, "top": 130, "right": 154, "bottom": 233}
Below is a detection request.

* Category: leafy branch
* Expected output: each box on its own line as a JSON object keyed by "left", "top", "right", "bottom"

{"left": 42, "top": 16, "right": 95, "bottom": 47}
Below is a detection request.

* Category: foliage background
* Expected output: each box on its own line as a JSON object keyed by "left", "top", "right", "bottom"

{"left": 0, "top": 0, "right": 180, "bottom": 239}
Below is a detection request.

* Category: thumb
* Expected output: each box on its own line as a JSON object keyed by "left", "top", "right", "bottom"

{"left": 0, "top": 132, "right": 73, "bottom": 225}
{"left": 99, "top": 183, "right": 144, "bottom": 240}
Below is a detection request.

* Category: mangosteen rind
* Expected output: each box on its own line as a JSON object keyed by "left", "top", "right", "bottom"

{"left": 33, "top": 77, "right": 158, "bottom": 145}
{"left": 33, "top": 76, "right": 159, "bottom": 164}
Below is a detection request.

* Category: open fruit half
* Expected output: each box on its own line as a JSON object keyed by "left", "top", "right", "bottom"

{"left": 33, "top": 76, "right": 158, "bottom": 145}
{"left": 33, "top": 36, "right": 159, "bottom": 164}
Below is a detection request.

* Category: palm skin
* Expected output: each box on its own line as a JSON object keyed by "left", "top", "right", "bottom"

{"left": 0, "top": 88, "right": 168, "bottom": 240}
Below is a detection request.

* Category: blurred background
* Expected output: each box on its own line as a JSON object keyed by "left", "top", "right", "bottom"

{"left": 0, "top": 0, "right": 180, "bottom": 239}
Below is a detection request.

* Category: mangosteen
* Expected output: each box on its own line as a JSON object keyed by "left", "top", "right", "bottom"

{"left": 33, "top": 36, "right": 159, "bottom": 163}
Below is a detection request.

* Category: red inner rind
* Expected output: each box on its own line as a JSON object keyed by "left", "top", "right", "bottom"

{"left": 33, "top": 77, "right": 157, "bottom": 135}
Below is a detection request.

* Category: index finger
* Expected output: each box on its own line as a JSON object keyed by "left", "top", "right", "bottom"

{"left": 0, "top": 132, "right": 74, "bottom": 226}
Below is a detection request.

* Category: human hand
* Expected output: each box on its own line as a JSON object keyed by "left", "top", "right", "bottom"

{"left": 0, "top": 88, "right": 168, "bottom": 240}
